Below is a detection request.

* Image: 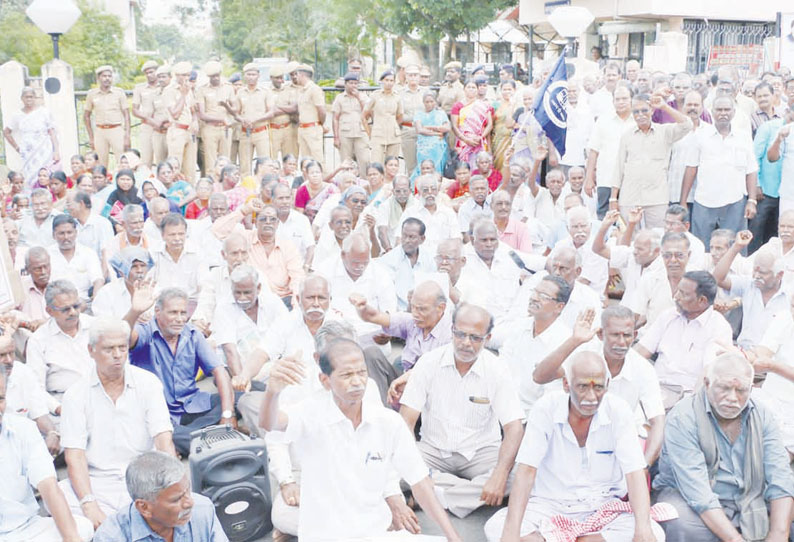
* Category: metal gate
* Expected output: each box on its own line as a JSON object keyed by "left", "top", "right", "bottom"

{"left": 682, "top": 19, "right": 774, "bottom": 74}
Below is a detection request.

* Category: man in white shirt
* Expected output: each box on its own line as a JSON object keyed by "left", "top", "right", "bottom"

{"left": 588, "top": 62, "right": 621, "bottom": 121}
{"left": 682, "top": 95, "right": 760, "bottom": 245}
{"left": 557, "top": 206, "right": 609, "bottom": 295}
{"left": 150, "top": 213, "right": 207, "bottom": 308}
{"left": 26, "top": 280, "right": 94, "bottom": 415}
{"left": 766, "top": 80, "right": 794, "bottom": 214}
{"left": 0, "top": 364, "right": 94, "bottom": 542}
{"left": 485, "top": 351, "right": 664, "bottom": 542}
{"left": 211, "top": 264, "right": 288, "bottom": 378}
{"left": 141, "top": 197, "right": 170, "bottom": 246}
{"left": 400, "top": 175, "right": 460, "bottom": 250}
{"left": 560, "top": 82, "right": 594, "bottom": 173}
{"left": 273, "top": 182, "right": 315, "bottom": 268}
{"left": 490, "top": 275, "right": 572, "bottom": 415}
{"left": 18, "top": 188, "right": 59, "bottom": 248}
{"left": 59, "top": 318, "right": 175, "bottom": 528}
{"left": 458, "top": 175, "right": 493, "bottom": 240}
{"left": 667, "top": 90, "right": 710, "bottom": 206}
{"left": 260, "top": 337, "right": 463, "bottom": 542}
{"left": 66, "top": 190, "right": 114, "bottom": 272}
{"left": 400, "top": 303, "right": 526, "bottom": 519}
{"left": 635, "top": 270, "right": 733, "bottom": 410}
{"left": 376, "top": 217, "right": 436, "bottom": 311}
{"left": 533, "top": 305, "right": 666, "bottom": 466}
{"left": 48, "top": 215, "right": 104, "bottom": 302}
{"left": 93, "top": 246, "right": 153, "bottom": 320}
{"left": 661, "top": 204, "right": 707, "bottom": 270}
{"left": 712, "top": 230, "right": 789, "bottom": 349}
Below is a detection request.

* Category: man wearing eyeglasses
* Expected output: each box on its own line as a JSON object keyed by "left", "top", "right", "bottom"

{"left": 399, "top": 303, "right": 525, "bottom": 519}
{"left": 26, "top": 280, "right": 94, "bottom": 417}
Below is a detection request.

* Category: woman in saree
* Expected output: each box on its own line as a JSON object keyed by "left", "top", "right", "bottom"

{"left": 294, "top": 160, "right": 338, "bottom": 224}
{"left": 412, "top": 92, "right": 450, "bottom": 182}
{"left": 510, "top": 88, "right": 544, "bottom": 167}
{"left": 3, "top": 87, "right": 60, "bottom": 189}
{"left": 450, "top": 79, "right": 493, "bottom": 170}
{"left": 491, "top": 80, "right": 517, "bottom": 172}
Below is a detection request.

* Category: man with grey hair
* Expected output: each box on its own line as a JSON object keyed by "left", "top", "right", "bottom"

{"left": 0, "top": 362, "right": 94, "bottom": 542}
{"left": 18, "top": 187, "right": 59, "bottom": 248}
{"left": 59, "top": 317, "right": 175, "bottom": 528}
{"left": 556, "top": 205, "right": 609, "bottom": 295}
{"left": 486, "top": 351, "right": 664, "bottom": 542}
{"left": 399, "top": 174, "right": 461, "bottom": 250}
{"left": 211, "top": 263, "right": 288, "bottom": 377}
{"left": 65, "top": 190, "right": 114, "bottom": 269}
{"left": 93, "top": 451, "right": 227, "bottom": 541}
{"left": 457, "top": 175, "right": 493, "bottom": 241}
{"left": 92, "top": 246, "right": 153, "bottom": 319}
{"left": 18, "top": 246, "right": 51, "bottom": 331}
{"left": 142, "top": 196, "right": 171, "bottom": 246}
{"left": 654, "top": 353, "right": 794, "bottom": 542}
{"left": 27, "top": 279, "right": 94, "bottom": 415}
{"left": 104, "top": 203, "right": 156, "bottom": 263}
{"left": 125, "top": 284, "right": 236, "bottom": 456}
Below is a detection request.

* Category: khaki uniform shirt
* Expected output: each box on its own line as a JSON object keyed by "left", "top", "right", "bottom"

{"left": 614, "top": 120, "right": 693, "bottom": 206}
{"left": 152, "top": 87, "right": 169, "bottom": 127}
{"left": 196, "top": 82, "right": 234, "bottom": 125}
{"left": 366, "top": 90, "right": 402, "bottom": 143}
{"left": 298, "top": 81, "right": 325, "bottom": 124}
{"left": 437, "top": 81, "right": 465, "bottom": 113}
{"left": 162, "top": 86, "right": 195, "bottom": 125}
{"left": 236, "top": 86, "right": 273, "bottom": 126}
{"left": 400, "top": 87, "right": 424, "bottom": 125}
{"left": 332, "top": 92, "right": 367, "bottom": 138}
{"left": 132, "top": 82, "right": 159, "bottom": 119}
{"left": 85, "top": 87, "right": 127, "bottom": 125}
{"left": 271, "top": 85, "right": 298, "bottom": 126}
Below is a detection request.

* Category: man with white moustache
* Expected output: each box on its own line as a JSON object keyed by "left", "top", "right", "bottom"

{"left": 399, "top": 175, "right": 460, "bottom": 250}
{"left": 556, "top": 205, "right": 609, "bottom": 296}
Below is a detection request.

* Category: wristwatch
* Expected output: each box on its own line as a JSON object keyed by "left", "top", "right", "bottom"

{"left": 221, "top": 410, "right": 233, "bottom": 419}
{"left": 79, "top": 494, "right": 96, "bottom": 506}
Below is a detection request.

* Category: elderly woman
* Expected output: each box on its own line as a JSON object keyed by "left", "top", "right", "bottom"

{"left": 450, "top": 79, "right": 493, "bottom": 170}
{"left": 3, "top": 87, "right": 60, "bottom": 188}
{"left": 413, "top": 92, "right": 450, "bottom": 181}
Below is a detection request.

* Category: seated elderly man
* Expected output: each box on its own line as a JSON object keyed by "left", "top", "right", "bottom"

{"left": 93, "top": 451, "right": 227, "bottom": 542}
{"left": 712, "top": 230, "right": 788, "bottom": 349}
{"left": 66, "top": 190, "right": 114, "bottom": 268}
{"left": 48, "top": 214, "right": 104, "bottom": 302}
{"left": 556, "top": 205, "right": 609, "bottom": 295}
{"left": 60, "top": 317, "right": 175, "bottom": 529}
{"left": 490, "top": 275, "right": 572, "bottom": 416}
{"left": 326, "top": 233, "right": 397, "bottom": 351}
{"left": 400, "top": 303, "right": 526, "bottom": 518}
{"left": 376, "top": 217, "right": 436, "bottom": 311}
{"left": 534, "top": 305, "right": 666, "bottom": 466}
{"left": 27, "top": 280, "right": 94, "bottom": 415}
{"left": 350, "top": 280, "right": 452, "bottom": 400}
{"left": 400, "top": 174, "right": 461, "bottom": 250}
{"left": 485, "top": 351, "right": 666, "bottom": 542}
{"left": 458, "top": 175, "right": 493, "bottom": 241}
{"left": 263, "top": 320, "right": 418, "bottom": 539}
{"left": 659, "top": 204, "right": 707, "bottom": 270}
{"left": 211, "top": 263, "right": 288, "bottom": 377}
{"left": 104, "top": 204, "right": 155, "bottom": 262}
{"left": 376, "top": 174, "right": 416, "bottom": 252}
{"left": 624, "top": 231, "right": 691, "bottom": 329}
{"left": 272, "top": 182, "right": 315, "bottom": 267}
{"left": 492, "top": 189, "right": 546, "bottom": 254}
{"left": 190, "top": 192, "right": 241, "bottom": 270}
{"left": 150, "top": 213, "right": 207, "bottom": 311}
{"left": 142, "top": 196, "right": 171, "bottom": 245}
{"left": 18, "top": 187, "right": 59, "bottom": 248}
{"left": 634, "top": 270, "right": 732, "bottom": 410}
{"left": 653, "top": 353, "right": 794, "bottom": 542}
{"left": 312, "top": 205, "right": 355, "bottom": 267}
{"left": 260, "top": 337, "right": 463, "bottom": 542}
{"left": 0, "top": 333, "right": 60, "bottom": 455}
{"left": 18, "top": 246, "right": 51, "bottom": 332}
{"left": 124, "top": 285, "right": 237, "bottom": 456}
{"left": 212, "top": 200, "right": 305, "bottom": 306}
{"left": 92, "top": 246, "right": 153, "bottom": 319}
{"left": 0, "top": 364, "right": 94, "bottom": 542}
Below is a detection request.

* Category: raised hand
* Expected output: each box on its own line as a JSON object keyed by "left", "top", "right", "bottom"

{"left": 572, "top": 308, "right": 598, "bottom": 344}
{"left": 627, "top": 206, "right": 643, "bottom": 225}
{"left": 735, "top": 230, "right": 753, "bottom": 248}
{"left": 268, "top": 351, "right": 305, "bottom": 394}
{"left": 130, "top": 278, "right": 156, "bottom": 314}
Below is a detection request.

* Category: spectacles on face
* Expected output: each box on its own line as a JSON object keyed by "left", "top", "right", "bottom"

{"left": 50, "top": 301, "right": 82, "bottom": 314}
{"left": 531, "top": 289, "right": 557, "bottom": 303}
{"left": 258, "top": 216, "right": 279, "bottom": 223}
{"left": 632, "top": 107, "right": 651, "bottom": 115}
{"left": 452, "top": 328, "right": 486, "bottom": 344}
{"left": 435, "top": 255, "right": 459, "bottom": 263}
{"left": 662, "top": 251, "right": 687, "bottom": 261}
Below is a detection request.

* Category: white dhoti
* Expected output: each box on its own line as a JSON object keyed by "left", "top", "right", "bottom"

{"left": 2, "top": 514, "right": 94, "bottom": 542}
{"left": 57, "top": 474, "right": 131, "bottom": 517}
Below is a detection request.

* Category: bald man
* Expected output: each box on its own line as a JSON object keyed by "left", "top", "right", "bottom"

{"left": 486, "top": 351, "right": 663, "bottom": 542}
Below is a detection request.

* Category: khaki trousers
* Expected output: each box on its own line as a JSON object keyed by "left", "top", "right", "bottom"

{"left": 339, "top": 135, "right": 370, "bottom": 175}
{"left": 271, "top": 124, "right": 298, "bottom": 160}
{"left": 166, "top": 126, "right": 195, "bottom": 182}
{"left": 94, "top": 125, "right": 125, "bottom": 168}
{"left": 201, "top": 124, "right": 230, "bottom": 175}
{"left": 298, "top": 125, "right": 324, "bottom": 167}
{"left": 152, "top": 129, "right": 168, "bottom": 165}
{"left": 240, "top": 128, "right": 271, "bottom": 175}
{"left": 370, "top": 140, "right": 400, "bottom": 166}
{"left": 401, "top": 127, "right": 417, "bottom": 174}
{"left": 138, "top": 123, "right": 154, "bottom": 166}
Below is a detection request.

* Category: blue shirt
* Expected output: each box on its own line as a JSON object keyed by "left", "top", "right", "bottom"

{"left": 130, "top": 319, "right": 222, "bottom": 420}
{"left": 93, "top": 493, "right": 228, "bottom": 542}
{"left": 653, "top": 391, "right": 794, "bottom": 514}
{"left": 753, "top": 118, "right": 784, "bottom": 197}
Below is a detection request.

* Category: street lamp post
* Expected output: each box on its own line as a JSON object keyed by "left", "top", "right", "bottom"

{"left": 547, "top": 6, "right": 595, "bottom": 58}
{"left": 25, "top": 0, "right": 82, "bottom": 60}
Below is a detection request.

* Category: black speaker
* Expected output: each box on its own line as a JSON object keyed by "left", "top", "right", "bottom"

{"left": 189, "top": 425, "right": 272, "bottom": 542}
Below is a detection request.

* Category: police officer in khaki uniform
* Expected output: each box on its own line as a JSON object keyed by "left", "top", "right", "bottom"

{"left": 437, "top": 61, "right": 465, "bottom": 151}
{"left": 363, "top": 70, "right": 403, "bottom": 166}
{"left": 234, "top": 63, "right": 274, "bottom": 175}
{"left": 332, "top": 73, "right": 369, "bottom": 175}
{"left": 399, "top": 64, "right": 425, "bottom": 175}
{"left": 295, "top": 64, "right": 326, "bottom": 166}
{"left": 228, "top": 73, "right": 243, "bottom": 166}
{"left": 419, "top": 65, "right": 432, "bottom": 88}
{"left": 162, "top": 61, "right": 197, "bottom": 181}
{"left": 131, "top": 60, "right": 160, "bottom": 166}
{"left": 150, "top": 65, "right": 172, "bottom": 164}
{"left": 269, "top": 65, "right": 299, "bottom": 160}
{"left": 284, "top": 62, "right": 301, "bottom": 159}
{"left": 84, "top": 65, "right": 130, "bottom": 168}
{"left": 196, "top": 60, "right": 235, "bottom": 175}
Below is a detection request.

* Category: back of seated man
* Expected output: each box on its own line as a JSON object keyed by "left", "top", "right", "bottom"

{"left": 0, "top": 363, "right": 94, "bottom": 542}
{"left": 59, "top": 317, "right": 175, "bottom": 529}
{"left": 26, "top": 279, "right": 94, "bottom": 416}
{"left": 124, "top": 285, "right": 236, "bottom": 456}
{"left": 400, "top": 303, "right": 526, "bottom": 518}
{"left": 93, "top": 451, "right": 228, "bottom": 542}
